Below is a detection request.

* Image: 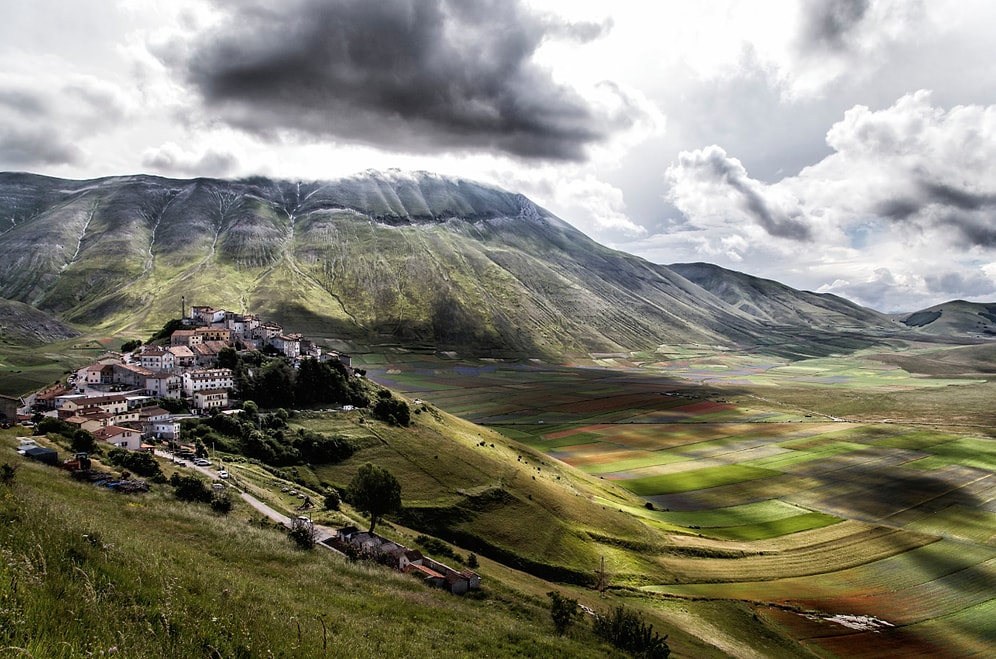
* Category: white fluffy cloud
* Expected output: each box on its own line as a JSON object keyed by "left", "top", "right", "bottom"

{"left": 664, "top": 91, "right": 996, "bottom": 311}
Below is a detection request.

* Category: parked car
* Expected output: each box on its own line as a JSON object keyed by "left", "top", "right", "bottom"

{"left": 193, "top": 458, "right": 211, "bottom": 467}
{"left": 218, "top": 470, "right": 229, "bottom": 479}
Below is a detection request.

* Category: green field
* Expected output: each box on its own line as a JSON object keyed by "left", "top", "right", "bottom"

{"left": 359, "top": 344, "right": 996, "bottom": 656}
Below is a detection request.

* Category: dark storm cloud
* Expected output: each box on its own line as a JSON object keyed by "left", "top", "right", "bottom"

{"left": 0, "top": 84, "right": 82, "bottom": 167}
{"left": 924, "top": 270, "right": 996, "bottom": 298}
{"left": 179, "top": 0, "right": 626, "bottom": 161}
{"left": 874, "top": 179, "right": 996, "bottom": 246}
{"left": 142, "top": 147, "right": 238, "bottom": 178}
{"left": 797, "top": 0, "right": 870, "bottom": 52}
{"left": 0, "top": 127, "right": 82, "bottom": 166}
{"left": 921, "top": 181, "right": 996, "bottom": 212}
{"left": 699, "top": 148, "right": 813, "bottom": 241}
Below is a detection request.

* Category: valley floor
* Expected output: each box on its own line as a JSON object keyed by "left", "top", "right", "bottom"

{"left": 357, "top": 344, "right": 996, "bottom": 657}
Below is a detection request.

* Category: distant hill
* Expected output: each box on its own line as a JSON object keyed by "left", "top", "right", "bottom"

{"left": 0, "top": 298, "right": 79, "bottom": 344}
{"left": 0, "top": 170, "right": 896, "bottom": 358}
{"left": 669, "top": 262, "right": 896, "bottom": 330}
{"left": 894, "top": 300, "right": 996, "bottom": 338}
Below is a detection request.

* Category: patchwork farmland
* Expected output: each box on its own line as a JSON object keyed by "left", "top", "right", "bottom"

{"left": 362, "top": 348, "right": 996, "bottom": 657}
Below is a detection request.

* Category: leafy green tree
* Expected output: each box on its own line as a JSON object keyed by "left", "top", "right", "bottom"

{"left": 348, "top": 463, "right": 401, "bottom": 533}
{"left": 373, "top": 392, "right": 410, "bottom": 426}
{"left": 156, "top": 397, "right": 188, "bottom": 414}
{"left": 257, "top": 359, "right": 295, "bottom": 408}
{"left": 323, "top": 488, "right": 341, "bottom": 511}
{"left": 106, "top": 448, "right": 162, "bottom": 478}
{"left": 547, "top": 591, "right": 582, "bottom": 636}
{"left": 121, "top": 339, "right": 142, "bottom": 353}
{"left": 148, "top": 318, "right": 184, "bottom": 344}
{"left": 217, "top": 346, "right": 239, "bottom": 371}
{"left": 71, "top": 429, "right": 96, "bottom": 454}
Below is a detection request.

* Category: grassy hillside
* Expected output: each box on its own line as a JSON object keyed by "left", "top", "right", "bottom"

{"left": 669, "top": 262, "right": 895, "bottom": 330}
{"left": 894, "top": 299, "right": 996, "bottom": 338}
{"left": 1, "top": 420, "right": 809, "bottom": 658}
{"left": 0, "top": 171, "right": 901, "bottom": 360}
{"left": 0, "top": 434, "right": 614, "bottom": 657}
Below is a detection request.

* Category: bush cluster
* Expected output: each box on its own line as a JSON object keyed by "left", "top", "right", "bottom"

{"left": 372, "top": 390, "right": 411, "bottom": 426}
{"left": 227, "top": 350, "right": 369, "bottom": 410}
{"left": 592, "top": 606, "right": 670, "bottom": 658}
{"left": 106, "top": 448, "right": 162, "bottom": 479}
{"left": 185, "top": 410, "right": 353, "bottom": 468}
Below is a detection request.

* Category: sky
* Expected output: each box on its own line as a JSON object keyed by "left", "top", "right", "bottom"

{"left": 2, "top": 0, "right": 995, "bottom": 313}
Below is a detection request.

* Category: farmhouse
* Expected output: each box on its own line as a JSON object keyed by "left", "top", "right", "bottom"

{"left": 145, "top": 372, "right": 182, "bottom": 398}
{"left": 170, "top": 329, "right": 201, "bottom": 346}
{"left": 112, "top": 363, "right": 155, "bottom": 389}
{"left": 333, "top": 526, "right": 480, "bottom": 595}
{"left": 168, "top": 345, "right": 196, "bottom": 368}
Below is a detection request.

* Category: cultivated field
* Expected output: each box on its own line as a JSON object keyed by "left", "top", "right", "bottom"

{"left": 359, "top": 342, "right": 996, "bottom": 657}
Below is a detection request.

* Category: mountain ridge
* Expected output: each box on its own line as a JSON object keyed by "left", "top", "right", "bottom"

{"left": 0, "top": 170, "right": 920, "bottom": 358}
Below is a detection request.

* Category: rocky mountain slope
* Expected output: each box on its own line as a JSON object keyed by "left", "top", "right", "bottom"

{"left": 0, "top": 171, "right": 899, "bottom": 358}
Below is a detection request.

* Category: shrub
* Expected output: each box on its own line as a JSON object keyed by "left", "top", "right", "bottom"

{"left": 0, "top": 462, "right": 17, "bottom": 486}
{"left": 547, "top": 591, "right": 582, "bottom": 636}
{"left": 210, "top": 491, "right": 234, "bottom": 515}
{"left": 323, "top": 489, "right": 341, "bottom": 511}
{"left": 592, "top": 606, "right": 670, "bottom": 658}
{"left": 169, "top": 473, "right": 212, "bottom": 503}
{"left": 288, "top": 522, "right": 316, "bottom": 550}
{"left": 106, "top": 448, "right": 162, "bottom": 478}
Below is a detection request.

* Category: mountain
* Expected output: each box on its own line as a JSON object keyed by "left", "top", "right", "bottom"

{"left": 669, "top": 262, "right": 896, "bottom": 330}
{"left": 894, "top": 300, "right": 996, "bottom": 338}
{"left": 0, "top": 171, "right": 893, "bottom": 358}
{"left": 0, "top": 298, "right": 79, "bottom": 344}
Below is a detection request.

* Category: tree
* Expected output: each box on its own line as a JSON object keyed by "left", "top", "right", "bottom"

{"left": 217, "top": 346, "right": 239, "bottom": 371}
{"left": 547, "top": 591, "right": 582, "bottom": 636}
{"left": 169, "top": 473, "right": 212, "bottom": 503}
{"left": 592, "top": 605, "right": 670, "bottom": 659}
{"left": 71, "top": 429, "right": 96, "bottom": 454}
{"left": 348, "top": 463, "right": 401, "bottom": 533}
{"left": 121, "top": 339, "right": 142, "bottom": 353}
{"left": 323, "top": 488, "right": 341, "bottom": 511}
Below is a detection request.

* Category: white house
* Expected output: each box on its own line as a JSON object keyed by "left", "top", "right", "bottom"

{"left": 193, "top": 389, "right": 228, "bottom": 411}
{"left": 93, "top": 425, "right": 142, "bottom": 451}
{"left": 140, "top": 347, "right": 175, "bottom": 372}
{"left": 145, "top": 371, "right": 181, "bottom": 398}
{"left": 182, "top": 369, "right": 234, "bottom": 397}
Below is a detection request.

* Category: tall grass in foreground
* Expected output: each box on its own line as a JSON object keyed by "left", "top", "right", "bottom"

{"left": 0, "top": 452, "right": 623, "bottom": 658}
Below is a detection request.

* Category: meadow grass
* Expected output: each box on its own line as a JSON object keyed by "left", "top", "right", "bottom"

{"left": 0, "top": 436, "right": 641, "bottom": 658}
{"left": 621, "top": 465, "right": 781, "bottom": 496}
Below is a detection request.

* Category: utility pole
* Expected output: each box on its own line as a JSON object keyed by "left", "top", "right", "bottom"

{"left": 597, "top": 556, "right": 607, "bottom": 593}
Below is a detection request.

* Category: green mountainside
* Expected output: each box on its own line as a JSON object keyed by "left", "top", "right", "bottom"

{"left": 669, "top": 262, "right": 896, "bottom": 330}
{"left": 0, "top": 171, "right": 898, "bottom": 358}
{"left": 894, "top": 299, "right": 996, "bottom": 338}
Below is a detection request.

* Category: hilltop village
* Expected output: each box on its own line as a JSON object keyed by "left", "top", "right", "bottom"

{"left": 25, "top": 305, "right": 351, "bottom": 452}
